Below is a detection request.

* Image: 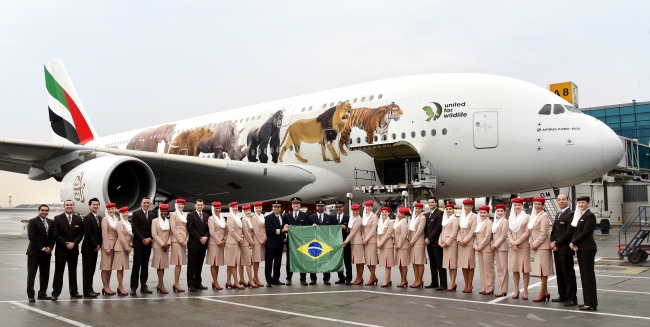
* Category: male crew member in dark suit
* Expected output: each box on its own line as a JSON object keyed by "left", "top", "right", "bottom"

{"left": 81, "top": 198, "right": 102, "bottom": 298}
{"left": 333, "top": 201, "right": 352, "bottom": 284}
{"left": 283, "top": 197, "right": 310, "bottom": 285}
{"left": 186, "top": 199, "right": 210, "bottom": 292}
{"left": 570, "top": 196, "right": 598, "bottom": 311}
{"left": 265, "top": 200, "right": 289, "bottom": 286}
{"left": 130, "top": 197, "right": 156, "bottom": 295}
{"left": 51, "top": 199, "right": 84, "bottom": 300}
{"left": 550, "top": 193, "right": 577, "bottom": 306}
{"left": 308, "top": 200, "right": 334, "bottom": 285}
{"left": 424, "top": 197, "right": 446, "bottom": 290}
{"left": 26, "top": 205, "right": 55, "bottom": 302}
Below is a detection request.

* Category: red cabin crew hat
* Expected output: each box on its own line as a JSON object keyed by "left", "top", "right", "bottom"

{"left": 118, "top": 206, "right": 129, "bottom": 213}
{"left": 398, "top": 207, "right": 410, "bottom": 214}
{"left": 444, "top": 203, "right": 455, "bottom": 209}
{"left": 254, "top": 201, "right": 263, "bottom": 207}
{"left": 462, "top": 198, "right": 473, "bottom": 205}
{"left": 495, "top": 204, "right": 506, "bottom": 210}
{"left": 380, "top": 207, "right": 390, "bottom": 212}
{"left": 351, "top": 204, "right": 361, "bottom": 211}
{"left": 229, "top": 202, "right": 238, "bottom": 207}
{"left": 512, "top": 197, "right": 524, "bottom": 204}
{"left": 212, "top": 202, "right": 221, "bottom": 208}
{"left": 414, "top": 202, "right": 424, "bottom": 208}
{"left": 106, "top": 202, "right": 116, "bottom": 208}
{"left": 176, "top": 198, "right": 186, "bottom": 204}
{"left": 478, "top": 205, "right": 490, "bottom": 211}
{"left": 242, "top": 204, "right": 252, "bottom": 210}
{"left": 160, "top": 204, "right": 169, "bottom": 210}
{"left": 364, "top": 200, "right": 374, "bottom": 206}
{"left": 533, "top": 196, "right": 546, "bottom": 203}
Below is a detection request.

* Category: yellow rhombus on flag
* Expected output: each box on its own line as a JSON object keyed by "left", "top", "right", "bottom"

{"left": 297, "top": 239, "right": 334, "bottom": 260}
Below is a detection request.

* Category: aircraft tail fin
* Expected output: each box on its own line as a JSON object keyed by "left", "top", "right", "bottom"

{"left": 44, "top": 59, "right": 98, "bottom": 145}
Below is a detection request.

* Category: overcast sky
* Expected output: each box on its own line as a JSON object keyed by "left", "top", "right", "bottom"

{"left": 1, "top": 1, "right": 649, "bottom": 206}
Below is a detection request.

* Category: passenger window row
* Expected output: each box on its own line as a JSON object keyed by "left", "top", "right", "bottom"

{"left": 349, "top": 128, "right": 448, "bottom": 145}
{"left": 301, "top": 94, "right": 384, "bottom": 112}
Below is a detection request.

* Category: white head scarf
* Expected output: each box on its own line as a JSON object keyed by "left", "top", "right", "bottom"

{"left": 243, "top": 210, "right": 253, "bottom": 229}
{"left": 104, "top": 208, "right": 118, "bottom": 230}
{"left": 527, "top": 205, "right": 542, "bottom": 230}
{"left": 377, "top": 213, "right": 390, "bottom": 235}
{"left": 157, "top": 209, "right": 170, "bottom": 231}
{"left": 120, "top": 214, "right": 133, "bottom": 236}
{"left": 393, "top": 215, "right": 405, "bottom": 229}
{"left": 459, "top": 209, "right": 473, "bottom": 229}
{"left": 409, "top": 211, "right": 423, "bottom": 231}
{"left": 492, "top": 210, "right": 505, "bottom": 233}
{"left": 571, "top": 209, "right": 583, "bottom": 227}
{"left": 475, "top": 212, "right": 487, "bottom": 233}
{"left": 508, "top": 204, "right": 527, "bottom": 233}
{"left": 362, "top": 207, "right": 373, "bottom": 226}
{"left": 254, "top": 208, "right": 265, "bottom": 224}
{"left": 211, "top": 207, "right": 226, "bottom": 228}
{"left": 349, "top": 211, "right": 360, "bottom": 229}
{"left": 229, "top": 207, "right": 242, "bottom": 228}
{"left": 175, "top": 208, "right": 187, "bottom": 224}
{"left": 441, "top": 209, "right": 456, "bottom": 227}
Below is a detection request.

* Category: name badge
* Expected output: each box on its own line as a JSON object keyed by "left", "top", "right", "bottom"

{"left": 580, "top": 219, "right": 584, "bottom": 222}
{"left": 75, "top": 225, "right": 80, "bottom": 227}
{"left": 560, "top": 222, "right": 565, "bottom": 225}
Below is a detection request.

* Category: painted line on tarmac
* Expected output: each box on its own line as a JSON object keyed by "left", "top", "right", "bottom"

{"left": 197, "top": 296, "right": 384, "bottom": 326}
{"left": 548, "top": 285, "right": 650, "bottom": 295}
{"left": 593, "top": 274, "right": 650, "bottom": 280}
{"left": 360, "top": 290, "right": 650, "bottom": 321}
{"left": 8, "top": 301, "right": 92, "bottom": 326}
{"left": 489, "top": 276, "right": 557, "bottom": 304}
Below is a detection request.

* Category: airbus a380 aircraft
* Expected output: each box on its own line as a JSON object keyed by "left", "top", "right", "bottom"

{"left": 0, "top": 59, "right": 624, "bottom": 215}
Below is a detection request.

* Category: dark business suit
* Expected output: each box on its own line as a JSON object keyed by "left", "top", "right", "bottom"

{"left": 265, "top": 213, "right": 285, "bottom": 283}
{"left": 186, "top": 211, "right": 210, "bottom": 288}
{"left": 81, "top": 212, "right": 102, "bottom": 295}
{"left": 26, "top": 216, "right": 55, "bottom": 299}
{"left": 284, "top": 211, "right": 310, "bottom": 282}
{"left": 424, "top": 208, "right": 446, "bottom": 288}
{"left": 308, "top": 213, "right": 335, "bottom": 282}
{"left": 572, "top": 209, "right": 598, "bottom": 308}
{"left": 550, "top": 207, "right": 577, "bottom": 302}
{"left": 130, "top": 209, "right": 156, "bottom": 290}
{"left": 52, "top": 213, "right": 84, "bottom": 296}
{"left": 333, "top": 212, "right": 352, "bottom": 282}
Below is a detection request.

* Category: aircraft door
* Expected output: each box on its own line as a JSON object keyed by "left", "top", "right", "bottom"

{"left": 473, "top": 111, "right": 498, "bottom": 149}
{"left": 281, "top": 100, "right": 300, "bottom": 127}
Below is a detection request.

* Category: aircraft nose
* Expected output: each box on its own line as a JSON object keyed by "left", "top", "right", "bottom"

{"left": 601, "top": 123, "right": 624, "bottom": 173}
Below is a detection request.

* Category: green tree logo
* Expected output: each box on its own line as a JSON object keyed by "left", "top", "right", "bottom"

{"left": 422, "top": 102, "right": 442, "bottom": 121}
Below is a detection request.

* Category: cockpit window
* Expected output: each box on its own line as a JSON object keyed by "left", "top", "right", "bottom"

{"left": 553, "top": 104, "right": 566, "bottom": 114}
{"left": 564, "top": 105, "right": 582, "bottom": 113}
{"left": 538, "top": 104, "right": 551, "bottom": 115}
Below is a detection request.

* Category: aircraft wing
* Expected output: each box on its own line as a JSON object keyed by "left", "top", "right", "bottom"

{"left": 0, "top": 138, "right": 316, "bottom": 202}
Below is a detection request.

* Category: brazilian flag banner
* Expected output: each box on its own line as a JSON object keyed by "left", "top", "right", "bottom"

{"left": 289, "top": 225, "right": 343, "bottom": 273}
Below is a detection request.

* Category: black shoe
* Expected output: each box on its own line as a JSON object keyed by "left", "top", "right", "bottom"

{"left": 28, "top": 298, "right": 35, "bottom": 303}
{"left": 345, "top": 281, "right": 352, "bottom": 285}
{"left": 335, "top": 279, "right": 345, "bottom": 284}
{"left": 552, "top": 297, "right": 567, "bottom": 303}
{"left": 266, "top": 283, "right": 273, "bottom": 287}
{"left": 285, "top": 280, "right": 292, "bottom": 286}
{"left": 70, "top": 293, "right": 83, "bottom": 298}
{"left": 424, "top": 284, "right": 438, "bottom": 289}
{"left": 130, "top": 289, "right": 137, "bottom": 296}
{"left": 300, "top": 280, "right": 308, "bottom": 286}
{"left": 38, "top": 295, "right": 52, "bottom": 300}
{"left": 197, "top": 285, "right": 208, "bottom": 290}
{"left": 92, "top": 292, "right": 100, "bottom": 296}
{"left": 324, "top": 281, "right": 331, "bottom": 285}
{"left": 84, "top": 293, "right": 98, "bottom": 298}
{"left": 141, "top": 286, "right": 153, "bottom": 294}
{"left": 188, "top": 286, "right": 198, "bottom": 292}
{"left": 272, "top": 282, "right": 285, "bottom": 286}
{"left": 51, "top": 295, "right": 58, "bottom": 301}
{"left": 309, "top": 281, "right": 317, "bottom": 285}
{"left": 435, "top": 286, "right": 446, "bottom": 291}
{"left": 579, "top": 305, "right": 597, "bottom": 311}
{"left": 563, "top": 300, "right": 578, "bottom": 306}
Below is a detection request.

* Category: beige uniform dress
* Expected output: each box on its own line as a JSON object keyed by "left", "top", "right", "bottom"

{"left": 529, "top": 212, "right": 554, "bottom": 277}
{"left": 377, "top": 219, "right": 395, "bottom": 268}
{"left": 251, "top": 214, "right": 266, "bottom": 262}
{"left": 474, "top": 218, "right": 494, "bottom": 293}
{"left": 409, "top": 214, "right": 427, "bottom": 264}
{"left": 100, "top": 216, "right": 118, "bottom": 271}
{"left": 206, "top": 216, "right": 227, "bottom": 266}
{"left": 344, "top": 216, "right": 364, "bottom": 264}
{"left": 240, "top": 217, "right": 254, "bottom": 266}
{"left": 170, "top": 212, "right": 189, "bottom": 266}
{"left": 491, "top": 217, "right": 509, "bottom": 294}
{"left": 151, "top": 217, "right": 171, "bottom": 269}
{"left": 508, "top": 215, "right": 531, "bottom": 273}
{"left": 393, "top": 220, "right": 410, "bottom": 267}
{"left": 112, "top": 221, "right": 132, "bottom": 270}
{"left": 225, "top": 216, "right": 243, "bottom": 267}
{"left": 439, "top": 217, "right": 459, "bottom": 269}
{"left": 362, "top": 213, "right": 379, "bottom": 265}
{"left": 457, "top": 213, "right": 477, "bottom": 269}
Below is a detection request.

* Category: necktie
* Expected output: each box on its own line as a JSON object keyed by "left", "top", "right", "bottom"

{"left": 145, "top": 211, "right": 148, "bottom": 221}
{"left": 319, "top": 214, "right": 322, "bottom": 224}
{"left": 277, "top": 215, "right": 282, "bottom": 226}
{"left": 42, "top": 219, "right": 48, "bottom": 232}
{"left": 67, "top": 215, "right": 72, "bottom": 225}
{"left": 338, "top": 214, "right": 341, "bottom": 223}
{"left": 95, "top": 214, "right": 99, "bottom": 226}
{"left": 294, "top": 213, "right": 297, "bottom": 220}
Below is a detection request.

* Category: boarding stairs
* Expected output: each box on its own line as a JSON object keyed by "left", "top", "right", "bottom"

{"left": 618, "top": 205, "right": 650, "bottom": 263}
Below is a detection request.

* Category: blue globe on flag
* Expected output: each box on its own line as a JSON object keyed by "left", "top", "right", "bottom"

{"left": 307, "top": 242, "right": 323, "bottom": 257}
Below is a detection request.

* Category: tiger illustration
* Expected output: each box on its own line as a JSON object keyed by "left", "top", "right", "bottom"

{"left": 339, "top": 102, "right": 404, "bottom": 155}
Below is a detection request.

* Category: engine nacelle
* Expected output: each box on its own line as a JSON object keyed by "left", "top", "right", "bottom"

{"left": 60, "top": 156, "right": 156, "bottom": 215}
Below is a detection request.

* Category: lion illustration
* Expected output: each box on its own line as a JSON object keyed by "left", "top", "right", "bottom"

{"left": 339, "top": 102, "right": 404, "bottom": 155}
{"left": 247, "top": 110, "right": 283, "bottom": 163}
{"left": 169, "top": 127, "right": 213, "bottom": 157}
{"left": 279, "top": 103, "right": 352, "bottom": 163}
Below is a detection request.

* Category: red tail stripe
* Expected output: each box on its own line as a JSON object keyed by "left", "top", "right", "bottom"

{"left": 63, "top": 89, "right": 93, "bottom": 144}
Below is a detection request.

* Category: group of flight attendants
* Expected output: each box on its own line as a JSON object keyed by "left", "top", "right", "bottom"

{"left": 26, "top": 193, "right": 598, "bottom": 311}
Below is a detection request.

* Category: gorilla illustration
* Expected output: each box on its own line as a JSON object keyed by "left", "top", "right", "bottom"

{"left": 246, "top": 110, "right": 283, "bottom": 163}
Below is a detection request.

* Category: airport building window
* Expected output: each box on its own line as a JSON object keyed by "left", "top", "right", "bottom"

{"left": 637, "top": 113, "right": 650, "bottom": 121}
{"left": 553, "top": 104, "right": 565, "bottom": 114}
{"left": 538, "top": 104, "right": 551, "bottom": 115}
{"left": 621, "top": 114, "right": 635, "bottom": 123}
{"left": 606, "top": 116, "right": 620, "bottom": 124}
{"left": 605, "top": 107, "right": 620, "bottom": 116}
{"left": 442, "top": 128, "right": 447, "bottom": 135}
{"left": 431, "top": 129, "right": 436, "bottom": 136}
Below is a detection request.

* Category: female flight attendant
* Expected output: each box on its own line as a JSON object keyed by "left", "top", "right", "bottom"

{"left": 206, "top": 202, "right": 227, "bottom": 290}
{"left": 361, "top": 200, "right": 379, "bottom": 286}
{"left": 439, "top": 203, "right": 459, "bottom": 291}
{"left": 508, "top": 197, "right": 531, "bottom": 300}
{"left": 409, "top": 202, "right": 427, "bottom": 288}
{"left": 393, "top": 207, "right": 410, "bottom": 288}
{"left": 100, "top": 202, "right": 118, "bottom": 295}
{"left": 376, "top": 207, "right": 394, "bottom": 287}
{"left": 151, "top": 204, "right": 171, "bottom": 294}
{"left": 571, "top": 196, "right": 598, "bottom": 311}
{"left": 239, "top": 204, "right": 256, "bottom": 288}
{"left": 490, "top": 204, "right": 509, "bottom": 297}
{"left": 113, "top": 207, "right": 132, "bottom": 296}
{"left": 251, "top": 202, "right": 267, "bottom": 287}
{"left": 225, "top": 202, "right": 244, "bottom": 290}
{"left": 457, "top": 199, "right": 477, "bottom": 293}
{"left": 170, "top": 198, "right": 189, "bottom": 293}
{"left": 529, "top": 196, "right": 554, "bottom": 302}
{"left": 343, "top": 204, "right": 365, "bottom": 285}
{"left": 474, "top": 205, "right": 494, "bottom": 295}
